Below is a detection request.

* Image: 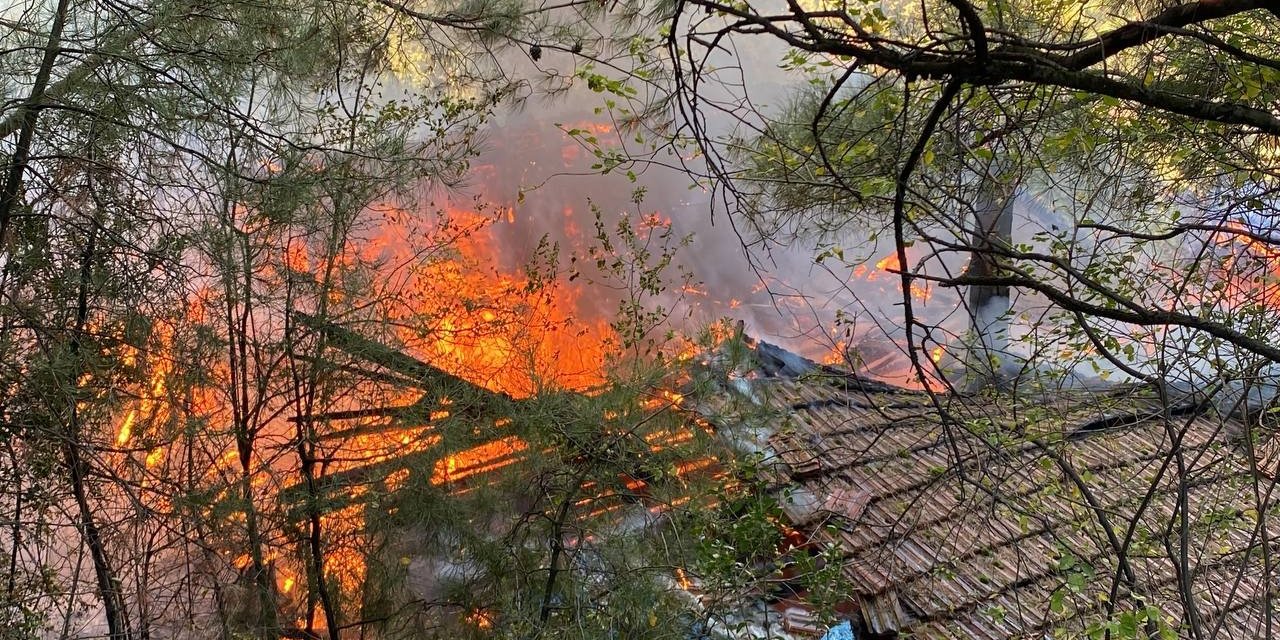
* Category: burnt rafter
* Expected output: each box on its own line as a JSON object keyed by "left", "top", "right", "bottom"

{"left": 688, "top": 0, "right": 1280, "bottom": 134}
{"left": 290, "top": 311, "right": 510, "bottom": 413}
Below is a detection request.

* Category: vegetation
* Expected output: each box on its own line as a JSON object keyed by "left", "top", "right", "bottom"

{"left": 644, "top": 0, "right": 1280, "bottom": 390}
{"left": 4, "top": 0, "right": 1280, "bottom": 638}
{"left": 626, "top": 1, "right": 1280, "bottom": 638}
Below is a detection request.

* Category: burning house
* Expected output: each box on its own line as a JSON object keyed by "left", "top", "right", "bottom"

{"left": 278, "top": 301, "right": 1280, "bottom": 640}
{"left": 86, "top": 106, "right": 1280, "bottom": 635}
{"left": 278, "top": 313, "right": 738, "bottom": 637}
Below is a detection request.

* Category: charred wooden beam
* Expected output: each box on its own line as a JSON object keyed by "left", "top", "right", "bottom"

{"left": 289, "top": 353, "right": 425, "bottom": 390}
{"left": 278, "top": 450, "right": 434, "bottom": 513}
{"left": 291, "top": 311, "right": 510, "bottom": 408}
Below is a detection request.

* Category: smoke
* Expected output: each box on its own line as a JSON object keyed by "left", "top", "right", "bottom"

{"left": 401, "top": 37, "right": 1280, "bottom": 405}
{"left": 425, "top": 87, "right": 883, "bottom": 359}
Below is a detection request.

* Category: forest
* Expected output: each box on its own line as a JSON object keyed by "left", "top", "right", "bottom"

{"left": 2, "top": 0, "right": 1279, "bottom": 638}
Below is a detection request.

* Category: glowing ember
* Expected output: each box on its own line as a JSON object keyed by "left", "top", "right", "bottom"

{"left": 431, "top": 436, "right": 529, "bottom": 485}
{"left": 644, "top": 428, "right": 695, "bottom": 452}
{"left": 674, "top": 457, "right": 717, "bottom": 477}
{"left": 641, "top": 391, "right": 687, "bottom": 411}
{"left": 930, "top": 346, "right": 945, "bottom": 364}
{"left": 386, "top": 468, "right": 410, "bottom": 491}
{"left": 466, "top": 610, "right": 495, "bottom": 629}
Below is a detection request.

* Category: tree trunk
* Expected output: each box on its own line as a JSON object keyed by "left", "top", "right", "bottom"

{"left": 67, "top": 223, "right": 132, "bottom": 639}
{"left": 0, "top": 0, "right": 71, "bottom": 248}
{"left": 965, "top": 177, "right": 1016, "bottom": 389}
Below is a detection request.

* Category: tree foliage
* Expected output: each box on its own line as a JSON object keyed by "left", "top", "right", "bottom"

{"left": 614, "top": 1, "right": 1280, "bottom": 638}
{"left": 649, "top": 0, "right": 1280, "bottom": 389}
{"left": 0, "top": 0, "right": 710, "bottom": 637}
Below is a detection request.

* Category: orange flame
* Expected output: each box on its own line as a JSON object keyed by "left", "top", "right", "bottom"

{"left": 868, "top": 251, "right": 932, "bottom": 303}
{"left": 106, "top": 192, "right": 677, "bottom": 627}
{"left": 369, "top": 205, "right": 612, "bottom": 398}
{"left": 114, "top": 338, "right": 173, "bottom": 446}
{"left": 466, "top": 609, "right": 495, "bottom": 629}
{"left": 873, "top": 253, "right": 899, "bottom": 273}
{"left": 822, "top": 341, "right": 847, "bottom": 366}
{"left": 1212, "top": 222, "right": 1280, "bottom": 310}
{"left": 930, "top": 346, "right": 945, "bottom": 364}
{"left": 431, "top": 436, "right": 528, "bottom": 485}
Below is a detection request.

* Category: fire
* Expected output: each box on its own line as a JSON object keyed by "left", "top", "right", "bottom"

{"left": 674, "top": 457, "right": 716, "bottom": 477}
{"left": 640, "top": 213, "right": 672, "bottom": 229}
{"left": 283, "top": 241, "right": 309, "bottom": 273}
{"left": 873, "top": 253, "right": 899, "bottom": 273}
{"left": 821, "top": 337, "right": 949, "bottom": 391}
{"left": 115, "top": 411, "right": 135, "bottom": 445}
{"left": 676, "top": 341, "right": 701, "bottom": 363}
{"left": 114, "top": 338, "right": 174, "bottom": 446}
{"left": 849, "top": 249, "right": 936, "bottom": 303}
{"left": 675, "top": 567, "right": 692, "bottom": 590}
{"left": 930, "top": 346, "right": 945, "bottom": 364}
{"left": 385, "top": 468, "right": 410, "bottom": 491}
{"left": 865, "top": 250, "right": 933, "bottom": 303}
{"left": 466, "top": 609, "right": 495, "bottom": 629}
{"left": 644, "top": 428, "right": 695, "bottom": 452}
{"left": 101, "top": 189, "right": 673, "bottom": 629}
{"left": 373, "top": 205, "right": 612, "bottom": 398}
{"left": 641, "top": 390, "right": 686, "bottom": 411}
{"left": 565, "top": 121, "right": 614, "bottom": 136}
{"left": 1211, "top": 222, "right": 1280, "bottom": 310}
{"left": 822, "top": 341, "right": 847, "bottom": 366}
{"left": 431, "top": 436, "right": 529, "bottom": 485}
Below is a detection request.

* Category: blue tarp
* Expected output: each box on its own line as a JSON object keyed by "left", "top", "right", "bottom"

{"left": 820, "top": 620, "right": 854, "bottom": 640}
